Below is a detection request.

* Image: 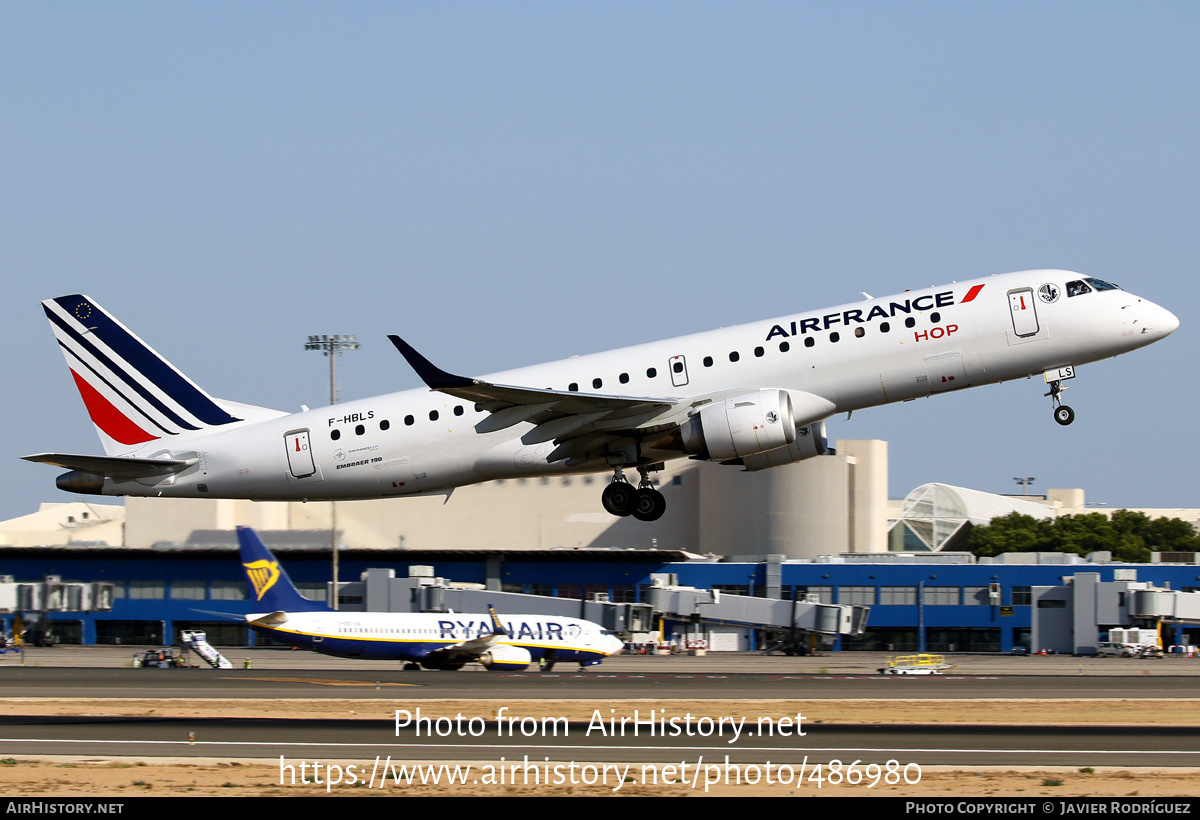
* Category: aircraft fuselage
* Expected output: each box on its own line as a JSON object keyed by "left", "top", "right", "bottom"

{"left": 34, "top": 269, "right": 1179, "bottom": 518}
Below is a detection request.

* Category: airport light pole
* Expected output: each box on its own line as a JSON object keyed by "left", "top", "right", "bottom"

{"left": 1013, "top": 477, "right": 1035, "bottom": 495}
{"left": 305, "top": 335, "right": 361, "bottom": 610}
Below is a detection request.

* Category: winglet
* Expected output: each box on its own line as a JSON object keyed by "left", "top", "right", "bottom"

{"left": 487, "top": 605, "right": 508, "bottom": 637}
{"left": 387, "top": 335, "right": 475, "bottom": 390}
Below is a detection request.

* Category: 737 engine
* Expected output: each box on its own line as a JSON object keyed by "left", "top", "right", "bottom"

{"left": 479, "top": 643, "right": 533, "bottom": 671}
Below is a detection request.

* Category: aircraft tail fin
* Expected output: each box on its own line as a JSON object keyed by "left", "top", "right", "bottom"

{"left": 42, "top": 295, "right": 277, "bottom": 455}
{"left": 237, "top": 526, "right": 331, "bottom": 612}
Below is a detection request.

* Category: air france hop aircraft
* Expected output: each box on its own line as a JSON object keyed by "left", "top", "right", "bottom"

{"left": 27, "top": 271, "right": 1177, "bottom": 521}
{"left": 236, "top": 526, "right": 622, "bottom": 670}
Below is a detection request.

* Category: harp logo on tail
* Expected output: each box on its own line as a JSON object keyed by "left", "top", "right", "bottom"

{"left": 243, "top": 559, "right": 281, "bottom": 602}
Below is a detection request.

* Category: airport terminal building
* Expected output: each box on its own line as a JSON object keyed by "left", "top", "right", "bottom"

{"left": 3, "top": 440, "right": 1198, "bottom": 654}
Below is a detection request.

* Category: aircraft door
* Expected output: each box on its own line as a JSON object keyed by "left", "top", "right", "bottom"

{"left": 284, "top": 429, "right": 317, "bottom": 478}
{"left": 925, "top": 349, "right": 966, "bottom": 393}
{"left": 669, "top": 355, "right": 689, "bottom": 387}
{"left": 1008, "top": 288, "right": 1040, "bottom": 337}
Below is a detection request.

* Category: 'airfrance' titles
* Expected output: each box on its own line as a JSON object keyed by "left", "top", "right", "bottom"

{"left": 764, "top": 289, "right": 957, "bottom": 341}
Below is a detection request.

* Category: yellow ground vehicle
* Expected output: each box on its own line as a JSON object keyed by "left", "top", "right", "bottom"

{"left": 878, "top": 653, "right": 955, "bottom": 675}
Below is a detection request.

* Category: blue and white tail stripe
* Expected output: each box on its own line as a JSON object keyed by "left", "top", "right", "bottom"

{"left": 43, "top": 295, "right": 241, "bottom": 452}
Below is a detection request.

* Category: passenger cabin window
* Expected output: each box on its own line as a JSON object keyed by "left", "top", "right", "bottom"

{"left": 619, "top": 373, "right": 629, "bottom": 384}
{"left": 779, "top": 341, "right": 790, "bottom": 352}
{"left": 728, "top": 351, "right": 740, "bottom": 362}
{"left": 569, "top": 382, "right": 579, "bottom": 392}
{"left": 593, "top": 378, "right": 602, "bottom": 389}
{"left": 646, "top": 367, "right": 657, "bottom": 378}
{"left": 453, "top": 406, "right": 464, "bottom": 416}
{"left": 754, "top": 346, "right": 764, "bottom": 357}
{"left": 703, "top": 356, "right": 713, "bottom": 367}
{"left": 804, "top": 337, "right": 815, "bottom": 348}
{"left": 429, "top": 410, "right": 439, "bottom": 421}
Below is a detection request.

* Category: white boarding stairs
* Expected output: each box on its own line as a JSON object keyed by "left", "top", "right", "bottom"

{"left": 181, "top": 630, "right": 233, "bottom": 669}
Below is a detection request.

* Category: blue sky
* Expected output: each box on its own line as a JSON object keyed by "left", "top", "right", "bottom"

{"left": 2, "top": 3, "right": 1197, "bottom": 523}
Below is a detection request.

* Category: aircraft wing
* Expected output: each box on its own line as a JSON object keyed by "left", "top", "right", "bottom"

{"left": 420, "top": 606, "right": 511, "bottom": 663}
{"left": 389, "top": 336, "right": 685, "bottom": 463}
{"left": 21, "top": 452, "right": 197, "bottom": 477}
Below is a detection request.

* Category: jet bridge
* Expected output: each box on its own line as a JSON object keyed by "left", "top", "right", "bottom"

{"left": 642, "top": 579, "right": 869, "bottom": 649}
{"left": 0, "top": 575, "right": 114, "bottom": 646}
{"left": 344, "top": 567, "right": 867, "bottom": 648}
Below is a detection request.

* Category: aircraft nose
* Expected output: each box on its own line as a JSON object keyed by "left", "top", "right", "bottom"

{"left": 1148, "top": 301, "right": 1180, "bottom": 338}
{"left": 1160, "top": 306, "right": 1180, "bottom": 337}
{"left": 605, "top": 634, "right": 625, "bottom": 655}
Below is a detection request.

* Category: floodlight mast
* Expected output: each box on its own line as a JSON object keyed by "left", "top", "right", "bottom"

{"left": 304, "top": 334, "right": 361, "bottom": 405}
{"left": 304, "top": 334, "right": 361, "bottom": 610}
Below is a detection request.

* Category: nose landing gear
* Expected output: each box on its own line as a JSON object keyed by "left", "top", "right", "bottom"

{"left": 1045, "top": 379, "right": 1074, "bottom": 426}
{"left": 601, "top": 467, "right": 666, "bottom": 521}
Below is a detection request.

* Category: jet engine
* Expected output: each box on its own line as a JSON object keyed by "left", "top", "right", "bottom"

{"left": 56, "top": 471, "right": 105, "bottom": 495}
{"left": 479, "top": 643, "right": 533, "bottom": 671}
{"left": 737, "top": 420, "right": 829, "bottom": 471}
{"left": 680, "top": 389, "right": 797, "bottom": 461}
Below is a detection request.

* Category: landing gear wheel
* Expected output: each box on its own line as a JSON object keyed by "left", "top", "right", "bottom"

{"left": 602, "top": 481, "right": 635, "bottom": 517}
{"left": 1054, "top": 405, "right": 1075, "bottom": 426}
{"left": 632, "top": 487, "right": 667, "bottom": 521}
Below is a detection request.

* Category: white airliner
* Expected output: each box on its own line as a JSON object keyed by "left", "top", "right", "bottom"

{"left": 26, "top": 270, "right": 1177, "bottom": 521}
{"left": 235, "top": 526, "right": 622, "bottom": 670}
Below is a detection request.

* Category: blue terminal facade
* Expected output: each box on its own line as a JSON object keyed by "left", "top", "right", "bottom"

{"left": 4, "top": 547, "right": 1200, "bottom": 651}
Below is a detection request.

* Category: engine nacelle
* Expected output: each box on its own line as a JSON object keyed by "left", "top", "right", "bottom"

{"left": 738, "top": 420, "right": 830, "bottom": 471}
{"left": 681, "top": 389, "right": 796, "bottom": 461}
{"left": 479, "top": 643, "right": 532, "bottom": 671}
{"left": 56, "top": 471, "right": 105, "bottom": 495}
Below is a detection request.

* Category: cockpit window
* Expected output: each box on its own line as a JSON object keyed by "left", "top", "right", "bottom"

{"left": 1084, "top": 277, "right": 1121, "bottom": 291}
{"left": 1067, "top": 280, "right": 1092, "bottom": 297}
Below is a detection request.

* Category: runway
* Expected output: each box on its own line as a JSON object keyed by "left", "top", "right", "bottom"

{"left": 0, "top": 666, "right": 1198, "bottom": 699}
{"left": 2, "top": 650, "right": 1197, "bottom": 770}
{"left": 0, "top": 715, "right": 1197, "bottom": 768}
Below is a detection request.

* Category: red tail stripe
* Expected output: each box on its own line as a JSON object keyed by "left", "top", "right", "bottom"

{"left": 70, "top": 369, "right": 159, "bottom": 446}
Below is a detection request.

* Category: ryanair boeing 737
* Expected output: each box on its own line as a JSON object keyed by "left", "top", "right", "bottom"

{"left": 236, "top": 526, "right": 622, "bottom": 670}
{"left": 26, "top": 270, "right": 1177, "bottom": 520}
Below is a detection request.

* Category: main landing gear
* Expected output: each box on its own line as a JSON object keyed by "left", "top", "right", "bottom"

{"left": 601, "top": 467, "right": 666, "bottom": 521}
{"left": 1045, "top": 379, "right": 1074, "bottom": 426}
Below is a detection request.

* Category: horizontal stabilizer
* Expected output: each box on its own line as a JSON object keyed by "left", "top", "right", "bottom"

{"left": 247, "top": 611, "right": 290, "bottom": 626}
{"left": 21, "top": 452, "right": 196, "bottom": 477}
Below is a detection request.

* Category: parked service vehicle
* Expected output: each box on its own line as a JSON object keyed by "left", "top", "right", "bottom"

{"left": 1096, "top": 642, "right": 1139, "bottom": 658}
{"left": 132, "top": 648, "right": 184, "bottom": 668}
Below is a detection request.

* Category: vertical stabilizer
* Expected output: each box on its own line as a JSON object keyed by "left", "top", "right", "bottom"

{"left": 43, "top": 294, "right": 246, "bottom": 455}
{"left": 237, "top": 527, "right": 331, "bottom": 612}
